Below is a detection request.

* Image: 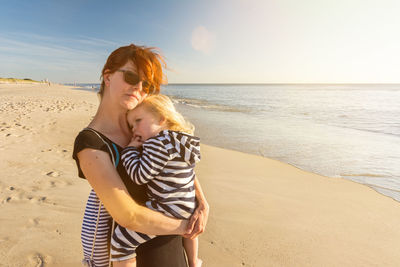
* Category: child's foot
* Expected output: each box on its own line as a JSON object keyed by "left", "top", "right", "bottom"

{"left": 189, "top": 258, "right": 202, "bottom": 267}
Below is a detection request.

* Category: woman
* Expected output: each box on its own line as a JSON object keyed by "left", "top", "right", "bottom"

{"left": 72, "top": 44, "right": 209, "bottom": 267}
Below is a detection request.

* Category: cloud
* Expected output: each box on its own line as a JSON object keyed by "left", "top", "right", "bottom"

{"left": 0, "top": 36, "right": 95, "bottom": 60}
{"left": 191, "top": 26, "right": 215, "bottom": 54}
{"left": 0, "top": 32, "right": 116, "bottom": 82}
{"left": 0, "top": 32, "right": 116, "bottom": 59}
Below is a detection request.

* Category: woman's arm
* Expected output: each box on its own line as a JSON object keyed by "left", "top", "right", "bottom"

{"left": 184, "top": 177, "right": 210, "bottom": 239}
{"left": 78, "top": 148, "right": 188, "bottom": 235}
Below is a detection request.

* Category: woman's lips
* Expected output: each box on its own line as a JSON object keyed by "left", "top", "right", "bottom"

{"left": 127, "top": 94, "right": 139, "bottom": 101}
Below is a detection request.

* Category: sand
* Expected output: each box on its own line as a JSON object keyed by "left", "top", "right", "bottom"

{"left": 0, "top": 83, "right": 399, "bottom": 267}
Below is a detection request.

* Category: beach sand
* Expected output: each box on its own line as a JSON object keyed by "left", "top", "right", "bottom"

{"left": 0, "top": 83, "right": 399, "bottom": 266}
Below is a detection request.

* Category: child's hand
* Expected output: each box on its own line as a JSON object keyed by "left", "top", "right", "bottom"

{"left": 128, "top": 135, "right": 143, "bottom": 148}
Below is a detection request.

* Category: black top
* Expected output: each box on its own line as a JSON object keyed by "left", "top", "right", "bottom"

{"left": 72, "top": 128, "right": 187, "bottom": 267}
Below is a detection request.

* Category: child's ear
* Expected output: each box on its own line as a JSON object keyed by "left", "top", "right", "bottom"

{"left": 159, "top": 116, "right": 167, "bottom": 126}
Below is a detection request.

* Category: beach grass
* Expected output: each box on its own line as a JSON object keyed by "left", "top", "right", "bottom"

{"left": 0, "top": 77, "right": 45, "bottom": 83}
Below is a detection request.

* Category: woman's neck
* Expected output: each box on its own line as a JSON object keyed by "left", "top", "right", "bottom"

{"left": 89, "top": 99, "right": 131, "bottom": 146}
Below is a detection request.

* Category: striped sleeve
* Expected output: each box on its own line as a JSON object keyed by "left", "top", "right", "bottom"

{"left": 121, "top": 138, "right": 171, "bottom": 185}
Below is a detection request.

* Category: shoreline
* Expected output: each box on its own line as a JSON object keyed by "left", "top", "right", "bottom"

{"left": 198, "top": 142, "right": 400, "bottom": 204}
{"left": 67, "top": 86, "right": 400, "bottom": 203}
{"left": 1, "top": 83, "right": 399, "bottom": 266}
{"left": 172, "top": 101, "right": 400, "bottom": 204}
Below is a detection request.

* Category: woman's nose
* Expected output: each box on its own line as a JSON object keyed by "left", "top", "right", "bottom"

{"left": 131, "top": 81, "right": 142, "bottom": 89}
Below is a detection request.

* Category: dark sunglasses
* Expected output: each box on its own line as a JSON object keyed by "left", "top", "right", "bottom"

{"left": 116, "top": 69, "right": 155, "bottom": 93}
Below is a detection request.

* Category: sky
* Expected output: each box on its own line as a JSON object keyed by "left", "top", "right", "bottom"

{"left": 0, "top": 0, "right": 399, "bottom": 83}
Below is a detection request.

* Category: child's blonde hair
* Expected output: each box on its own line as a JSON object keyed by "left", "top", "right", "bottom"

{"left": 138, "top": 94, "right": 195, "bottom": 135}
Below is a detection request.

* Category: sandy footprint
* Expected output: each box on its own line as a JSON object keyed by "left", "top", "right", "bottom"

{"left": 0, "top": 185, "right": 19, "bottom": 203}
{"left": 34, "top": 172, "right": 70, "bottom": 191}
{"left": 30, "top": 185, "right": 40, "bottom": 192}
{"left": 46, "top": 171, "right": 60, "bottom": 178}
{"left": 0, "top": 236, "right": 10, "bottom": 243}
{"left": 47, "top": 178, "right": 70, "bottom": 189}
{"left": 1, "top": 187, "right": 48, "bottom": 204}
{"left": 1, "top": 196, "right": 13, "bottom": 204}
{"left": 26, "top": 194, "right": 47, "bottom": 203}
{"left": 23, "top": 195, "right": 47, "bottom": 204}
{"left": 28, "top": 217, "right": 40, "bottom": 227}
{"left": 28, "top": 252, "right": 52, "bottom": 267}
{"left": 56, "top": 148, "right": 69, "bottom": 157}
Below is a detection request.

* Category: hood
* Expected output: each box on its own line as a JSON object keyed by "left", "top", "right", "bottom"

{"left": 160, "top": 130, "right": 201, "bottom": 165}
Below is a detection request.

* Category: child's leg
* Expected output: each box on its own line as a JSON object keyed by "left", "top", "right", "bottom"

{"left": 112, "top": 257, "right": 136, "bottom": 267}
{"left": 183, "top": 237, "right": 202, "bottom": 267}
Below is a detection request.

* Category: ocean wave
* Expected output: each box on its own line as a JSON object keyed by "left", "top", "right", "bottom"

{"left": 332, "top": 124, "right": 400, "bottom": 138}
{"left": 340, "top": 173, "right": 386, "bottom": 178}
{"left": 168, "top": 96, "right": 251, "bottom": 113}
{"left": 369, "top": 184, "right": 400, "bottom": 194}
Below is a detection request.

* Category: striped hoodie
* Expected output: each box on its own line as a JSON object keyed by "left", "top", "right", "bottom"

{"left": 121, "top": 130, "right": 201, "bottom": 219}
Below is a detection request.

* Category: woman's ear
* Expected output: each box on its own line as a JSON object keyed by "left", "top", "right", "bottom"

{"left": 104, "top": 70, "right": 111, "bottom": 86}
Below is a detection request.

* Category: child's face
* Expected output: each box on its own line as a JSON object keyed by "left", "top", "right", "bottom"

{"left": 127, "top": 105, "right": 165, "bottom": 142}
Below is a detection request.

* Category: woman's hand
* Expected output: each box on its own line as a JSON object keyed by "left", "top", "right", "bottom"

{"left": 184, "top": 198, "right": 209, "bottom": 239}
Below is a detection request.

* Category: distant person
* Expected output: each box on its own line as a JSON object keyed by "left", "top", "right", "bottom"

{"left": 72, "top": 44, "right": 209, "bottom": 267}
{"left": 111, "top": 94, "right": 202, "bottom": 267}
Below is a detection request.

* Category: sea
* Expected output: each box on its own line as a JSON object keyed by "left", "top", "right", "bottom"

{"left": 69, "top": 83, "right": 400, "bottom": 202}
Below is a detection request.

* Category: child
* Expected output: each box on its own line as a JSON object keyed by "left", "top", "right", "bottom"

{"left": 111, "top": 94, "right": 202, "bottom": 267}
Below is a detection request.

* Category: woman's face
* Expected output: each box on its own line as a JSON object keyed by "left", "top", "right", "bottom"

{"left": 105, "top": 61, "right": 148, "bottom": 110}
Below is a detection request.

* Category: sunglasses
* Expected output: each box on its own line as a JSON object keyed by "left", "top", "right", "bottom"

{"left": 116, "top": 69, "right": 155, "bottom": 94}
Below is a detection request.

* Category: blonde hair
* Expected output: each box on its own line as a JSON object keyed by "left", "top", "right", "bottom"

{"left": 138, "top": 95, "right": 194, "bottom": 135}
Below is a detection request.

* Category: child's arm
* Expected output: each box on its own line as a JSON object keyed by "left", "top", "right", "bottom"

{"left": 122, "top": 138, "right": 170, "bottom": 185}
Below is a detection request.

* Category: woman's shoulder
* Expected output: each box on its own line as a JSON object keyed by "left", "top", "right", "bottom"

{"left": 72, "top": 128, "right": 111, "bottom": 160}
{"left": 72, "top": 128, "right": 117, "bottom": 179}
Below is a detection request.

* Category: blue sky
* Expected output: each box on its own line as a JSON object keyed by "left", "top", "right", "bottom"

{"left": 1, "top": 0, "right": 400, "bottom": 83}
